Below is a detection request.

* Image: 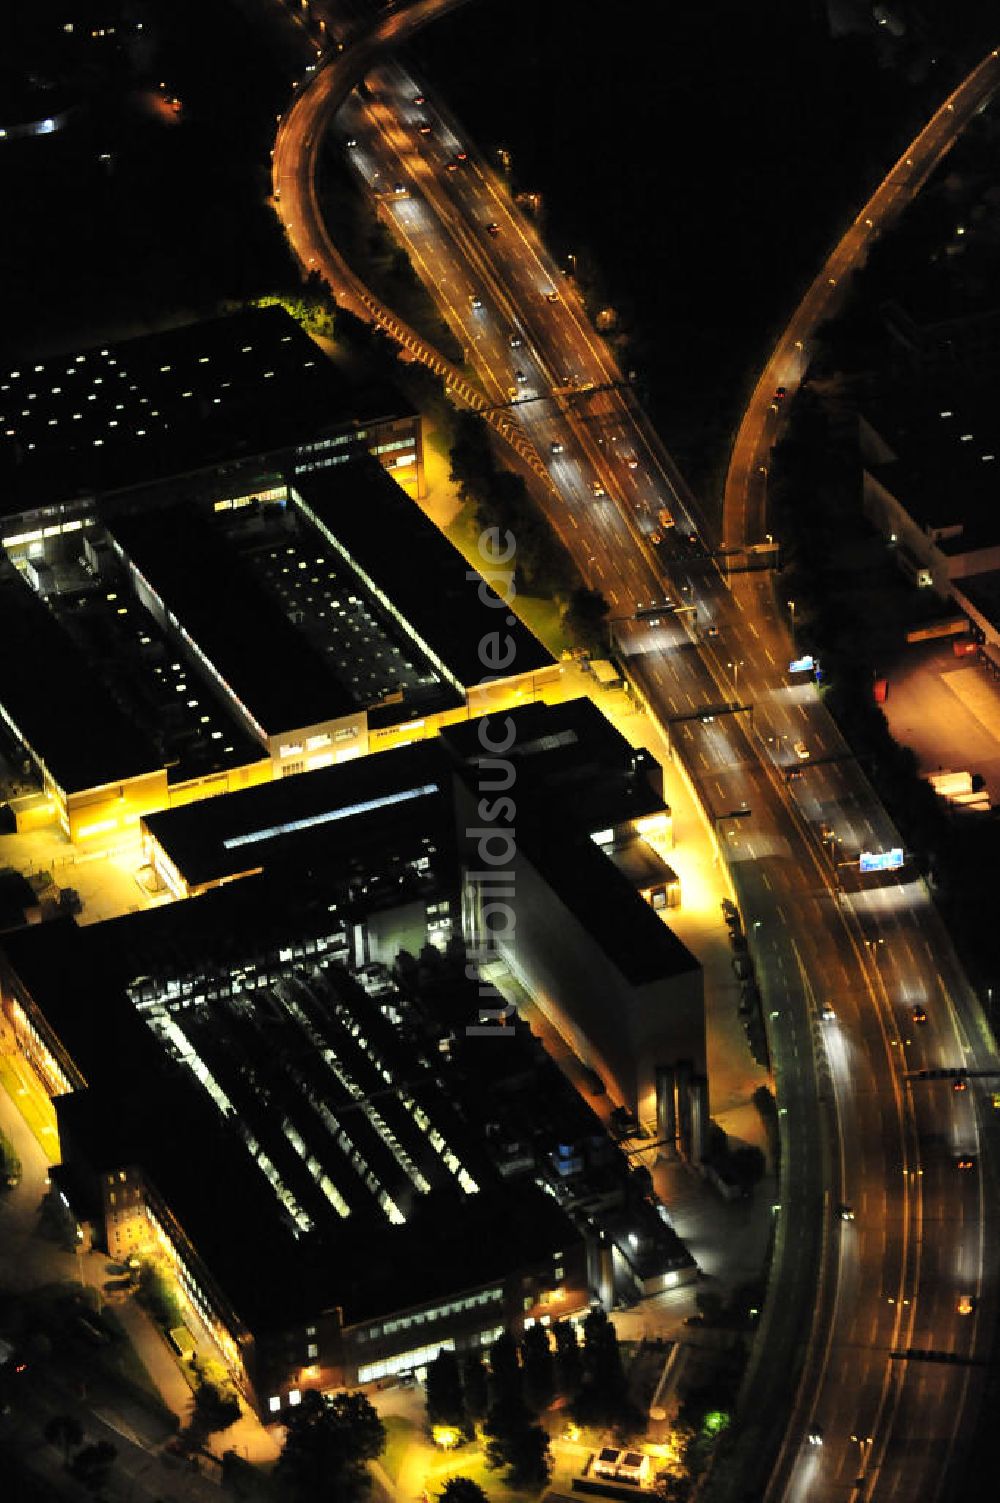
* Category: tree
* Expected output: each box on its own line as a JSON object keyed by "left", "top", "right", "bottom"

{"left": 426, "top": 1349, "right": 465, "bottom": 1431}
{"left": 553, "top": 1321, "right": 582, "bottom": 1397}
{"left": 563, "top": 587, "right": 610, "bottom": 656}
{"left": 730, "top": 1145, "right": 766, "bottom": 1190}
{"left": 137, "top": 1259, "right": 184, "bottom": 1330}
{"left": 571, "top": 1308, "right": 642, "bottom": 1434}
{"left": 438, "top": 1479, "right": 489, "bottom": 1503}
{"left": 275, "top": 1389, "right": 386, "bottom": 1503}
{"left": 487, "top": 1332, "right": 522, "bottom": 1411}
{"left": 483, "top": 1414, "right": 552, "bottom": 1489}
{"left": 520, "top": 1324, "right": 554, "bottom": 1415}
{"left": 44, "top": 1413, "right": 83, "bottom": 1467}
{"left": 69, "top": 1441, "right": 117, "bottom": 1492}
{"left": 461, "top": 1353, "right": 489, "bottom": 1426}
{"left": 189, "top": 1359, "right": 241, "bottom": 1438}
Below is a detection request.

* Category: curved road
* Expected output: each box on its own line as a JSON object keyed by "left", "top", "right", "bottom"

{"left": 269, "top": 9, "right": 1000, "bottom": 1499}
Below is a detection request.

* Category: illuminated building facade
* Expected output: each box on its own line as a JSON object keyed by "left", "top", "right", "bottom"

{"left": 139, "top": 700, "right": 704, "bottom": 1118}
{"left": 0, "top": 885, "right": 588, "bottom": 1413}
{"left": 0, "top": 700, "right": 700, "bottom": 1410}
{"left": 0, "top": 440, "right": 554, "bottom": 843}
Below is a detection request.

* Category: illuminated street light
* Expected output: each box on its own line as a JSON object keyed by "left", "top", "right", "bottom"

{"left": 851, "top": 1433, "right": 874, "bottom": 1476}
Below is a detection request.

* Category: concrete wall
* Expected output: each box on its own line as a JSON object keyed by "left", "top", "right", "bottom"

{"left": 469, "top": 838, "right": 704, "bottom": 1119}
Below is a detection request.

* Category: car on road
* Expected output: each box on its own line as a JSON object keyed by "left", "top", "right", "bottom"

{"left": 956, "top": 1155, "right": 976, "bottom": 1171}
{"left": 446, "top": 160, "right": 459, "bottom": 173}
{"left": 515, "top": 370, "right": 528, "bottom": 385}
{"left": 550, "top": 441, "right": 564, "bottom": 455}
{"left": 807, "top": 1427, "right": 824, "bottom": 1447}
{"left": 417, "top": 121, "right": 432, "bottom": 135}
{"left": 837, "top": 1203, "right": 855, "bottom": 1222}
{"left": 456, "top": 150, "right": 468, "bottom": 161}
{"left": 953, "top": 1076, "right": 969, "bottom": 1092}
{"left": 627, "top": 457, "right": 639, "bottom": 469}
{"left": 787, "top": 766, "right": 804, "bottom": 782}
{"left": 820, "top": 1003, "right": 836, "bottom": 1021}
{"left": 469, "top": 295, "right": 483, "bottom": 310}
{"left": 392, "top": 182, "right": 407, "bottom": 195}
{"left": 413, "top": 95, "right": 425, "bottom": 105}
{"left": 911, "top": 1005, "right": 927, "bottom": 1025}
{"left": 346, "top": 137, "right": 358, "bottom": 148}
{"left": 658, "top": 507, "right": 675, "bottom": 530}
{"left": 486, "top": 222, "right": 500, "bottom": 236}
{"left": 700, "top": 713, "right": 715, "bottom": 725}
{"left": 545, "top": 290, "right": 559, "bottom": 303}
{"left": 509, "top": 333, "right": 524, "bottom": 348}
{"left": 591, "top": 481, "right": 606, "bottom": 497}
{"left": 957, "top": 1294, "right": 976, "bottom": 1316}
{"left": 793, "top": 740, "right": 810, "bottom": 760}
{"left": 649, "top": 531, "right": 662, "bottom": 545}
{"left": 705, "top": 625, "right": 720, "bottom": 638}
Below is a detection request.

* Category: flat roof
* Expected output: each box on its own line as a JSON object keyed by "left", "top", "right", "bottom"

{"left": 441, "top": 697, "right": 668, "bottom": 833}
{"left": 0, "top": 570, "right": 162, "bottom": 793}
{"left": 293, "top": 460, "right": 554, "bottom": 689}
{"left": 3, "top": 895, "right": 575, "bottom": 1333}
{"left": 446, "top": 703, "right": 693, "bottom": 985}
{"left": 105, "top": 503, "right": 358, "bottom": 735}
{"left": 865, "top": 380, "right": 1000, "bottom": 551}
{"left": 518, "top": 823, "right": 698, "bottom": 987}
{"left": 951, "top": 568, "right": 1000, "bottom": 632}
{"left": 143, "top": 740, "right": 454, "bottom": 890}
{"left": 0, "top": 306, "right": 414, "bottom": 514}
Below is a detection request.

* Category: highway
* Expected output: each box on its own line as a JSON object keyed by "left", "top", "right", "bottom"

{"left": 271, "top": 9, "right": 1000, "bottom": 1498}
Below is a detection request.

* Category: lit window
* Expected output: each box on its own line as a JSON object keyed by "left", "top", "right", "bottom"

{"left": 268, "top": 1396, "right": 281, "bottom": 1414}
{"left": 288, "top": 1389, "right": 301, "bottom": 1407}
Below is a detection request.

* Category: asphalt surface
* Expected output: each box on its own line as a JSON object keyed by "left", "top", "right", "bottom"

{"left": 273, "top": 10, "right": 1000, "bottom": 1500}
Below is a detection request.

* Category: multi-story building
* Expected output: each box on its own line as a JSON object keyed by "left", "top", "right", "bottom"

{"left": 0, "top": 363, "right": 555, "bottom": 842}
{"left": 138, "top": 700, "right": 704, "bottom": 1122}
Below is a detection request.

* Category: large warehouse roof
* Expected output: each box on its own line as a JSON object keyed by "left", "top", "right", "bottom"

{"left": 0, "top": 306, "right": 413, "bottom": 513}
{"left": 105, "top": 504, "right": 358, "bottom": 737}
{"left": 293, "top": 460, "right": 553, "bottom": 692}
{"left": 0, "top": 571, "right": 161, "bottom": 793}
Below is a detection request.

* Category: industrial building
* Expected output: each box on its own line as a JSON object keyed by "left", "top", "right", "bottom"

{"left": 0, "top": 304, "right": 425, "bottom": 520}
{"left": 0, "top": 441, "right": 555, "bottom": 841}
{"left": 0, "top": 736, "right": 696, "bottom": 1413}
{"left": 139, "top": 699, "right": 704, "bottom": 1123}
{"left": 0, "top": 885, "right": 588, "bottom": 1410}
{"left": 860, "top": 379, "right": 1000, "bottom": 669}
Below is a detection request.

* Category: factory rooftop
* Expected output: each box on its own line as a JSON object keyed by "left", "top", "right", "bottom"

{"left": 3, "top": 895, "right": 576, "bottom": 1333}
{"left": 293, "top": 461, "right": 554, "bottom": 696}
{"left": 0, "top": 305, "right": 415, "bottom": 514}
{"left": 440, "top": 696, "right": 667, "bottom": 834}
{"left": 864, "top": 379, "right": 1000, "bottom": 552}
{"left": 142, "top": 740, "right": 456, "bottom": 894}
{"left": 105, "top": 503, "right": 358, "bottom": 738}
{"left": 0, "top": 568, "right": 161, "bottom": 793}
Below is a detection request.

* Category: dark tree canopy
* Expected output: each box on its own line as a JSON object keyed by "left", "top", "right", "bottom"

{"left": 275, "top": 1389, "right": 386, "bottom": 1503}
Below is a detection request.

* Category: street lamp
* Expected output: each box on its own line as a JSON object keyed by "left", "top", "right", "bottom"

{"left": 787, "top": 599, "right": 796, "bottom": 625}
{"left": 567, "top": 252, "right": 577, "bottom": 277}
{"left": 851, "top": 1433, "right": 873, "bottom": 1477}
{"left": 728, "top": 659, "right": 744, "bottom": 694}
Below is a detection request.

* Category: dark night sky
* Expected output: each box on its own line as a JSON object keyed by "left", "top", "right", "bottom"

{"left": 409, "top": 0, "right": 922, "bottom": 484}
{"left": 0, "top": 0, "right": 969, "bottom": 488}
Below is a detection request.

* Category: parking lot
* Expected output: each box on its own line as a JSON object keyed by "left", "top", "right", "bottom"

{"left": 882, "top": 641, "right": 1000, "bottom": 804}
